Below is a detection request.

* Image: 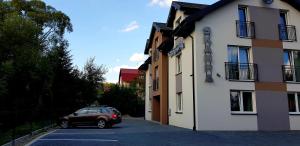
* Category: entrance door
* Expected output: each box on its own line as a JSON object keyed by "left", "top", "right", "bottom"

{"left": 152, "top": 96, "right": 161, "bottom": 122}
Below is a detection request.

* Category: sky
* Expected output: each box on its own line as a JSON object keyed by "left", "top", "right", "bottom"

{"left": 43, "top": 0, "right": 218, "bottom": 83}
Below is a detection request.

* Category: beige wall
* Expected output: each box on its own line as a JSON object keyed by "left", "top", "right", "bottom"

{"left": 145, "top": 69, "right": 152, "bottom": 121}
{"left": 168, "top": 9, "right": 194, "bottom": 129}
{"left": 194, "top": 0, "right": 257, "bottom": 131}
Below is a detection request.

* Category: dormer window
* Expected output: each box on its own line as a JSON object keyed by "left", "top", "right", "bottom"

{"left": 175, "top": 16, "right": 182, "bottom": 28}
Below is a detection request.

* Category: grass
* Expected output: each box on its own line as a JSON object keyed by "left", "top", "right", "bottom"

{"left": 0, "top": 121, "right": 53, "bottom": 145}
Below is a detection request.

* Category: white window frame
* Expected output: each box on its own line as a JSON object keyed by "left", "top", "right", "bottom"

{"left": 176, "top": 92, "right": 183, "bottom": 113}
{"left": 176, "top": 54, "right": 182, "bottom": 74}
{"left": 288, "top": 93, "right": 300, "bottom": 115}
{"left": 284, "top": 50, "right": 299, "bottom": 82}
{"left": 230, "top": 90, "right": 256, "bottom": 114}
{"left": 227, "top": 46, "right": 254, "bottom": 81}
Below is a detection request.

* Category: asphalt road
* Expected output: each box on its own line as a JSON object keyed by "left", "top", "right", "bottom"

{"left": 27, "top": 118, "right": 300, "bottom": 146}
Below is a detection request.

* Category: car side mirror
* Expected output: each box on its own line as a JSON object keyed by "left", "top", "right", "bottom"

{"left": 73, "top": 112, "right": 78, "bottom": 116}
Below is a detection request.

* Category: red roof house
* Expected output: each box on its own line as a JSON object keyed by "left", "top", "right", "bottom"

{"left": 118, "top": 68, "right": 140, "bottom": 87}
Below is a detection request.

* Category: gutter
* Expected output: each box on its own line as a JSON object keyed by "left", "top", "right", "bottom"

{"left": 188, "top": 35, "right": 196, "bottom": 131}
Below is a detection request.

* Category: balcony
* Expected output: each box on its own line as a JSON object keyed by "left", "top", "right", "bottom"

{"left": 236, "top": 21, "right": 255, "bottom": 39}
{"left": 283, "top": 65, "right": 300, "bottom": 82}
{"left": 152, "top": 78, "right": 159, "bottom": 91}
{"left": 279, "top": 25, "right": 297, "bottom": 42}
{"left": 225, "top": 62, "right": 258, "bottom": 81}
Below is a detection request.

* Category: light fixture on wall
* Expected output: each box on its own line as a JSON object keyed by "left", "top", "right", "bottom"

{"left": 263, "top": 0, "right": 273, "bottom": 4}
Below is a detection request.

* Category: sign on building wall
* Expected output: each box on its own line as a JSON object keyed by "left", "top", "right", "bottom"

{"left": 203, "top": 27, "right": 213, "bottom": 83}
{"left": 168, "top": 37, "right": 185, "bottom": 57}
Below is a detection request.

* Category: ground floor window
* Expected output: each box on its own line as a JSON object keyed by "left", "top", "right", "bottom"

{"left": 288, "top": 93, "right": 300, "bottom": 114}
{"left": 176, "top": 92, "right": 183, "bottom": 113}
{"left": 149, "top": 97, "right": 152, "bottom": 112}
{"left": 230, "top": 90, "right": 256, "bottom": 114}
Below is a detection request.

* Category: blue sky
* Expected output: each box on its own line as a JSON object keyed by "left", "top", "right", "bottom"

{"left": 43, "top": 0, "right": 218, "bottom": 83}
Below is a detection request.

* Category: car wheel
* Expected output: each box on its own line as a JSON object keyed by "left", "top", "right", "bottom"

{"left": 97, "top": 119, "right": 106, "bottom": 129}
{"left": 60, "top": 121, "right": 69, "bottom": 129}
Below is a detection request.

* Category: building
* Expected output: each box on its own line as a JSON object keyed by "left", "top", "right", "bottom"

{"left": 139, "top": 57, "right": 152, "bottom": 120}
{"left": 118, "top": 69, "right": 140, "bottom": 87}
{"left": 141, "top": 22, "right": 172, "bottom": 124}
{"left": 142, "top": 0, "right": 300, "bottom": 131}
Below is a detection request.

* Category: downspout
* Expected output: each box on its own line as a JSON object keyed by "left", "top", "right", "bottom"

{"left": 188, "top": 35, "right": 196, "bottom": 131}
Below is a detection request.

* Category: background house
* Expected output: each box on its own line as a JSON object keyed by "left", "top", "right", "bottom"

{"left": 118, "top": 69, "right": 140, "bottom": 87}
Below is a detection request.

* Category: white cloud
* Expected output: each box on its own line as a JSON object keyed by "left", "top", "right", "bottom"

{"left": 111, "top": 65, "right": 137, "bottom": 73}
{"left": 129, "top": 53, "right": 147, "bottom": 62}
{"left": 121, "top": 21, "right": 140, "bottom": 32}
{"left": 149, "top": 0, "right": 178, "bottom": 7}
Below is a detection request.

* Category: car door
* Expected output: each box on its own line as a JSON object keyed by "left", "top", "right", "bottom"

{"left": 85, "top": 108, "right": 100, "bottom": 125}
{"left": 69, "top": 108, "right": 89, "bottom": 125}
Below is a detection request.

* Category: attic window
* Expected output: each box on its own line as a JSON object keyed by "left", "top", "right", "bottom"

{"left": 175, "top": 16, "right": 182, "bottom": 28}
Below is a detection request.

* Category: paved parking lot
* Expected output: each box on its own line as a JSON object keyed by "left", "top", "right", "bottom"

{"left": 27, "top": 118, "right": 300, "bottom": 146}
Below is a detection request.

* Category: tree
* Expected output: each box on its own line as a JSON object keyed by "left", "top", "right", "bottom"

{"left": 82, "top": 58, "right": 108, "bottom": 103}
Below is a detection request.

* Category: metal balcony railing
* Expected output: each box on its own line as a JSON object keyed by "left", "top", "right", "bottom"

{"left": 236, "top": 21, "right": 255, "bottom": 39}
{"left": 152, "top": 78, "right": 159, "bottom": 91}
{"left": 225, "top": 62, "right": 258, "bottom": 81}
{"left": 282, "top": 65, "right": 300, "bottom": 82}
{"left": 279, "top": 24, "right": 297, "bottom": 42}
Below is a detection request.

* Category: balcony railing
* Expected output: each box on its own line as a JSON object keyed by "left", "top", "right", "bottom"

{"left": 152, "top": 78, "right": 159, "bottom": 91}
{"left": 282, "top": 65, "right": 300, "bottom": 82}
{"left": 236, "top": 21, "right": 255, "bottom": 39}
{"left": 279, "top": 24, "right": 297, "bottom": 42}
{"left": 225, "top": 62, "right": 258, "bottom": 81}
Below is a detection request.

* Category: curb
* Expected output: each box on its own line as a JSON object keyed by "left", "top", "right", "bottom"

{"left": 2, "top": 124, "right": 56, "bottom": 146}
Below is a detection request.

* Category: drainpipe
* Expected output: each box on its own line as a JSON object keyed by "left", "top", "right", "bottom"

{"left": 188, "top": 35, "right": 196, "bottom": 131}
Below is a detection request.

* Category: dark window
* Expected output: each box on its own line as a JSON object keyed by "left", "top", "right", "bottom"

{"left": 243, "top": 92, "right": 253, "bottom": 112}
{"left": 230, "top": 91, "right": 240, "bottom": 111}
{"left": 288, "top": 93, "right": 297, "bottom": 112}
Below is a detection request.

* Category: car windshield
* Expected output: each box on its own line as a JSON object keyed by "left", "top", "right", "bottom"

{"left": 75, "top": 108, "right": 88, "bottom": 114}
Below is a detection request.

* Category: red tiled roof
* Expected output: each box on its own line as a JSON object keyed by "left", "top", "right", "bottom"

{"left": 119, "top": 68, "right": 140, "bottom": 83}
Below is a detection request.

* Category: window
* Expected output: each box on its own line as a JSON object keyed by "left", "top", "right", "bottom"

{"left": 283, "top": 50, "right": 300, "bottom": 82}
{"left": 176, "top": 92, "right": 183, "bottom": 113}
{"left": 238, "top": 6, "right": 248, "bottom": 37}
{"left": 288, "top": 93, "right": 300, "bottom": 114}
{"left": 176, "top": 54, "right": 182, "bottom": 74}
{"left": 279, "top": 11, "right": 288, "bottom": 40}
{"left": 153, "top": 67, "right": 159, "bottom": 91}
{"left": 153, "top": 38, "right": 160, "bottom": 61}
{"left": 149, "top": 97, "right": 152, "bottom": 111}
{"left": 175, "top": 17, "right": 181, "bottom": 28}
{"left": 226, "top": 46, "right": 257, "bottom": 81}
{"left": 76, "top": 108, "right": 88, "bottom": 115}
{"left": 88, "top": 108, "right": 99, "bottom": 114}
{"left": 230, "top": 90, "right": 255, "bottom": 114}
{"left": 279, "top": 10, "right": 296, "bottom": 41}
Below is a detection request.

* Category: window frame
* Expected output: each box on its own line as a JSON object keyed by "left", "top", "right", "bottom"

{"left": 176, "top": 53, "right": 182, "bottom": 74}
{"left": 238, "top": 6, "right": 250, "bottom": 38}
{"left": 288, "top": 92, "right": 300, "bottom": 115}
{"left": 283, "top": 49, "right": 300, "bottom": 83}
{"left": 176, "top": 92, "right": 183, "bottom": 113}
{"left": 230, "top": 90, "right": 256, "bottom": 115}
